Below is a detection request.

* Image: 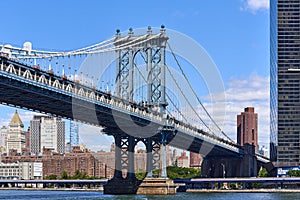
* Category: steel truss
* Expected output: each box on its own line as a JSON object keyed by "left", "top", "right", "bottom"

{"left": 115, "top": 27, "right": 168, "bottom": 114}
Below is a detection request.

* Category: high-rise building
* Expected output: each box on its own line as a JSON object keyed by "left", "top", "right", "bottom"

{"left": 6, "top": 110, "right": 26, "bottom": 153}
{"left": 25, "top": 127, "right": 30, "bottom": 154}
{"left": 0, "top": 126, "right": 8, "bottom": 153}
{"left": 30, "top": 115, "right": 65, "bottom": 155}
{"left": 270, "top": 0, "right": 300, "bottom": 166}
{"left": 69, "top": 121, "right": 79, "bottom": 152}
{"left": 237, "top": 107, "right": 258, "bottom": 153}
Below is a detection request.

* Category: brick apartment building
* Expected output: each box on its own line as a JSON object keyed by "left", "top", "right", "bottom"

{"left": 237, "top": 107, "right": 258, "bottom": 153}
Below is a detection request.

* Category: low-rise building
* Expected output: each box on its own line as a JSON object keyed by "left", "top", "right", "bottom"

{"left": 176, "top": 151, "right": 189, "bottom": 168}
{"left": 0, "top": 161, "right": 43, "bottom": 180}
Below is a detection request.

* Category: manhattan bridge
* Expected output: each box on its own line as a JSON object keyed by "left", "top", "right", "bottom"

{"left": 0, "top": 26, "right": 269, "bottom": 194}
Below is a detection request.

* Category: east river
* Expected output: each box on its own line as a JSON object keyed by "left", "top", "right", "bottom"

{"left": 1, "top": 190, "right": 300, "bottom": 200}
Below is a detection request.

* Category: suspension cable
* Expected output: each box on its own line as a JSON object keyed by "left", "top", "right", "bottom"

{"left": 165, "top": 65, "right": 216, "bottom": 135}
{"left": 11, "top": 34, "right": 161, "bottom": 60}
{"left": 165, "top": 93, "right": 188, "bottom": 122}
{"left": 132, "top": 49, "right": 214, "bottom": 134}
{"left": 133, "top": 61, "right": 189, "bottom": 123}
{"left": 167, "top": 42, "right": 234, "bottom": 143}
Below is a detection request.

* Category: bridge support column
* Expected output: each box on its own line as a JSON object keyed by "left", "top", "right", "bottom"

{"left": 160, "top": 143, "right": 167, "bottom": 178}
{"left": 104, "top": 134, "right": 141, "bottom": 194}
{"left": 137, "top": 126, "right": 177, "bottom": 195}
{"left": 113, "top": 135, "right": 122, "bottom": 179}
{"left": 146, "top": 138, "right": 153, "bottom": 178}
{"left": 201, "top": 144, "right": 258, "bottom": 178}
{"left": 159, "top": 127, "right": 173, "bottom": 178}
{"left": 201, "top": 156, "right": 242, "bottom": 178}
{"left": 240, "top": 143, "right": 258, "bottom": 177}
{"left": 126, "top": 136, "right": 136, "bottom": 180}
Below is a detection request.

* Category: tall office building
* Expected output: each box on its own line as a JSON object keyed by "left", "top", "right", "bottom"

{"left": 6, "top": 110, "right": 26, "bottom": 153}
{"left": 30, "top": 115, "right": 65, "bottom": 155}
{"left": 237, "top": 107, "right": 258, "bottom": 153}
{"left": 0, "top": 126, "right": 8, "bottom": 153}
{"left": 25, "top": 127, "right": 30, "bottom": 154}
{"left": 69, "top": 121, "right": 79, "bottom": 152}
{"left": 270, "top": 0, "right": 300, "bottom": 166}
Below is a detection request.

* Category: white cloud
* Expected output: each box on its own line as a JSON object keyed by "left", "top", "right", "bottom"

{"left": 203, "top": 74, "right": 270, "bottom": 150}
{"left": 241, "top": 0, "right": 270, "bottom": 13}
{"left": 0, "top": 105, "right": 39, "bottom": 129}
{"left": 78, "top": 123, "right": 113, "bottom": 152}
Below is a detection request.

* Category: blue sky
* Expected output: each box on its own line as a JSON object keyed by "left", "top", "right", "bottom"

{"left": 0, "top": 0, "right": 270, "bottom": 152}
{"left": 1, "top": 0, "right": 269, "bottom": 81}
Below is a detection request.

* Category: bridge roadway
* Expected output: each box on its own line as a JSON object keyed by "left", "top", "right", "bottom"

{"left": 0, "top": 57, "right": 269, "bottom": 163}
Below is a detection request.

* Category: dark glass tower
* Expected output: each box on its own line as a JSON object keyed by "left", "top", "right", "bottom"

{"left": 270, "top": 0, "right": 300, "bottom": 166}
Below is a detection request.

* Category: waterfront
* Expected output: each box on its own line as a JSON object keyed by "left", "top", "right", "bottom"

{"left": 0, "top": 190, "right": 300, "bottom": 200}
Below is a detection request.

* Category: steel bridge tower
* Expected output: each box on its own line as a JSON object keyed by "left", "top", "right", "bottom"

{"left": 115, "top": 26, "right": 168, "bottom": 112}
{"left": 104, "top": 26, "right": 177, "bottom": 194}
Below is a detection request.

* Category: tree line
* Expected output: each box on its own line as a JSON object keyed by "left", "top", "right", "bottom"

{"left": 45, "top": 170, "right": 105, "bottom": 180}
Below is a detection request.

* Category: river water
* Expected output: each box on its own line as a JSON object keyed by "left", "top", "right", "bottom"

{"left": 0, "top": 190, "right": 300, "bottom": 200}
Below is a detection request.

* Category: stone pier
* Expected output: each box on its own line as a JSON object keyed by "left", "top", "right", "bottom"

{"left": 136, "top": 178, "right": 177, "bottom": 195}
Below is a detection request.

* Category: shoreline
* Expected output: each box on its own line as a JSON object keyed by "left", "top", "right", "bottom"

{"left": 0, "top": 187, "right": 103, "bottom": 192}
{"left": 1, "top": 187, "right": 300, "bottom": 193}
{"left": 186, "top": 189, "right": 300, "bottom": 193}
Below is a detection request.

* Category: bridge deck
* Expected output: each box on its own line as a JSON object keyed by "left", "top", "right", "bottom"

{"left": 0, "top": 57, "right": 269, "bottom": 161}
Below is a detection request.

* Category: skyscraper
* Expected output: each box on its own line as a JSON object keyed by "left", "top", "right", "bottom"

{"left": 270, "top": 0, "right": 300, "bottom": 166}
{"left": 30, "top": 115, "right": 65, "bottom": 155}
{"left": 6, "top": 110, "right": 26, "bottom": 154}
{"left": 69, "top": 121, "right": 79, "bottom": 152}
{"left": 237, "top": 107, "right": 258, "bottom": 153}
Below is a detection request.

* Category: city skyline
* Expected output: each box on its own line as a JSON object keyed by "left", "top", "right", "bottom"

{"left": 0, "top": 0, "right": 270, "bottom": 151}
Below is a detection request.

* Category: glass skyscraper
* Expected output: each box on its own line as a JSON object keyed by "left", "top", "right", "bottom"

{"left": 270, "top": 0, "right": 300, "bottom": 166}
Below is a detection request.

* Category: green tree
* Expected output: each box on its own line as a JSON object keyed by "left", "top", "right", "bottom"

{"left": 288, "top": 170, "right": 300, "bottom": 177}
{"left": 61, "top": 171, "right": 69, "bottom": 180}
{"left": 258, "top": 168, "right": 269, "bottom": 177}
{"left": 166, "top": 166, "right": 201, "bottom": 179}
{"left": 72, "top": 170, "right": 88, "bottom": 179}
{"left": 136, "top": 170, "right": 147, "bottom": 180}
{"left": 45, "top": 174, "right": 57, "bottom": 180}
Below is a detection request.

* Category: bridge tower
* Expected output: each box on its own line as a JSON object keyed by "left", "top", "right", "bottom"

{"left": 104, "top": 26, "right": 177, "bottom": 194}
{"left": 115, "top": 26, "right": 168, "bottom": 111}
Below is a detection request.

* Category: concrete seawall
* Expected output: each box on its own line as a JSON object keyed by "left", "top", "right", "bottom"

{"left": 187, "top": 189, "right": 300, "bottom": 193}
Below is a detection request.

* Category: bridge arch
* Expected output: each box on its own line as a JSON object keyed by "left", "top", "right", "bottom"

{"left": 135, "top": 140, "right": 147, "bottom": 179}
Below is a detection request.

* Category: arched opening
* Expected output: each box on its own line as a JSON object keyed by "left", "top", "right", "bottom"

{"left": 135, "top": 140, "right": 147, "bottom": 180}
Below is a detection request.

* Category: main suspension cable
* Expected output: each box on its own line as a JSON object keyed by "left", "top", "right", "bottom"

{"left": 167, "top": 42, "right": 234, "bottom": 143}
{"left": 165, "top": 65, "right": 216, "bottom": 135}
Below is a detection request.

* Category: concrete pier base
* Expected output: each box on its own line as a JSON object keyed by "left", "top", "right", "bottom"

{"left": 136, "top": 178, "right": 177, "bottom": 195}
{"left": 103, "top": 178, "right": 142, "bottom": 194}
